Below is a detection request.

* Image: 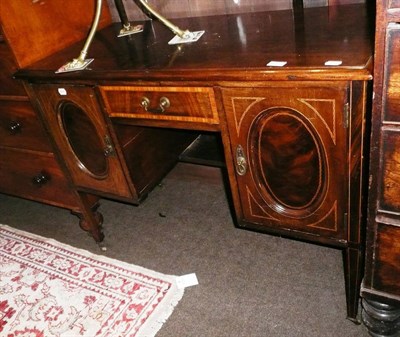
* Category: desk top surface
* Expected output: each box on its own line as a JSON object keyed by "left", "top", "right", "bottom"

{"left": 18, "top": 4, "right": 374, "bottom": 83}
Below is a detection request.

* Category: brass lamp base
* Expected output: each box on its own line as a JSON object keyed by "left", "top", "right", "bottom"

{"left": 117, "top": 24, "right": 144, "bottom": 37}
{"left": 168, "top": 30, "right": 205, "bottom": 45}
{"left": 56, "top": 58, "right": 94, "bottom": 74}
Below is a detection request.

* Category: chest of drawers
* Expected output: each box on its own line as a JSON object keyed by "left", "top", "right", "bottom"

{"left": 361, "top": 1, "right": 400, "bottom": 336}
{"left": 0, "top": 34, "right": 80, "bottom": 209}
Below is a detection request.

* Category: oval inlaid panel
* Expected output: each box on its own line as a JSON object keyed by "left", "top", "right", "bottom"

{"left": 250, "top": 107, "right": 326, "bottom": 213}
{"left": 59, "top": 101, "right": 108, "bottom": 177}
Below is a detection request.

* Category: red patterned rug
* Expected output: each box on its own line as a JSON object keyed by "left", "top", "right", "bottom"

{"left": 0, "top": 225, "right": 184, "bottom": 337}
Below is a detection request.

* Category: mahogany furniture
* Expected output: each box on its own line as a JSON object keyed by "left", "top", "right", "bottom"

{"left": 361, "top": 1, "right": 400, "bottom": 335}
{"left": 0, "top": 1, "right": 373, "bottom": 322}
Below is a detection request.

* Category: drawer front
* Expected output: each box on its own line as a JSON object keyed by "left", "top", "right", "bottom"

{"left": 100, "top": 86, "right": 219, "bottom": 127}
{"left": 383, "top": 24, "right": 400, "bottom": 122}
{"left": 0, "top": 99, "right": 52, "bottom": 152}
{"left": 379, "top": 129, "right": 400, "bottom": 213}
{"left": 0, "top": 148, "right": 78, "bottom": 208}
{"left": 372, "top": 223, "right": 400, "bottom": 296}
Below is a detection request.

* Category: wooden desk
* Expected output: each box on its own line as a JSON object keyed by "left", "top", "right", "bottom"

{"left": 9, "top": 4, "right": 373, "bottom": 322}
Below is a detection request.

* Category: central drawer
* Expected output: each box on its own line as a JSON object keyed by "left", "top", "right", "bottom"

{"left": 99, "top": 86, "right": 219, "bottom": 130}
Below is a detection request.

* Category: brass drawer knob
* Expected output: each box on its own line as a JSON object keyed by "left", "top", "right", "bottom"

{"left": 141, "top": 96, "right": 170, "bottom": 113}
{"left": 32, "top": 171, "right": 50, "bottom": 186}
{"left": 8, "top": 121, "right": 22, "bottom": 134}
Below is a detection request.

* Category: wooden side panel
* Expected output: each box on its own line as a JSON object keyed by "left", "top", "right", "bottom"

{"left": 0, "top": 0, "right": 112, "bottom": 68}
{"left": 113, "top": 124, "right": 199, "bottom": 198}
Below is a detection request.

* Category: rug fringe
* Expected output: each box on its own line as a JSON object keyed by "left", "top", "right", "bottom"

{"left": 137, "top": 283, "right": 184, "bottom": 337}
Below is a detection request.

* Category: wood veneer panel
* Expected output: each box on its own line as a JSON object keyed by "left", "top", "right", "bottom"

{"left": 0, "top": 0, "right": 112, "bottom": 68}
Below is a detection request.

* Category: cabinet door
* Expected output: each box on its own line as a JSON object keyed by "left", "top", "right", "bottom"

{"left": 222, "top": 84, "right": 349, "bottom": 240}
{"left": 31, "top": 84, "right": 132, "bottom": 198}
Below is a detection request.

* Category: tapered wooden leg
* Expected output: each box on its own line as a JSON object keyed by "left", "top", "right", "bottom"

{"left": 72, "top": 192, "right": 104, "bottom": 243}
{"left": 343, "top": 246, "right": 364, "bottom": 323}
{"left": 362, "top": 298, "right": 400, "bottom": 337}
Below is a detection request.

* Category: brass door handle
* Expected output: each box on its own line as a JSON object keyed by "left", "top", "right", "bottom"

{"left": 141, "top": 96, "right": 170, "bottom": 114}
{"left": 235, "top": 145, "right": 247, "bottom": 176}
{"left": 103, "top": 135, "right": 116, "bottom": 157}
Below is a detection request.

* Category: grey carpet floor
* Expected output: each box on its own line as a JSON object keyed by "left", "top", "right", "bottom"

{"left": 0, "top": 163, "right": 369, "bottom": 337}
